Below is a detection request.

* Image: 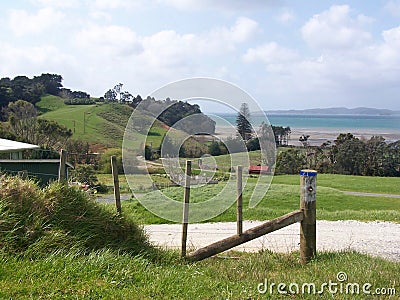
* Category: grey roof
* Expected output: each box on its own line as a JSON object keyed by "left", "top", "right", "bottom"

{"left": 0, "top": 138, "right": 39, "bottom": 153}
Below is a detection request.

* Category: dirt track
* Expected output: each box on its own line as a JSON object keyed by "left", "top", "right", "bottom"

{"left": 145, "top": 220, "right": 400, "bottom": 261}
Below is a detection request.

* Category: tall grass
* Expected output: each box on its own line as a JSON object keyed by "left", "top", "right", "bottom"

{"left": 0, "top": 174, "right": 153, "bottom": 257}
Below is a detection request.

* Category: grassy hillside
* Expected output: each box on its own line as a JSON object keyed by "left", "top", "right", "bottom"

{"left": 36, "top": 95, "right": 167, "bottom": 148}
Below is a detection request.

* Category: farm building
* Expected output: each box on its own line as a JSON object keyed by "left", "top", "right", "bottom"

{"left": 0, "top": 138, "right": 72, "bottom": 185}
{"left": 0, "top": 138, "right": 39, "bottom": 159}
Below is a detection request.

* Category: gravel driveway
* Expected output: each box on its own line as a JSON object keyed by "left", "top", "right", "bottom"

{"left": 145, "top": 220, "right": 400, "bottom": 261}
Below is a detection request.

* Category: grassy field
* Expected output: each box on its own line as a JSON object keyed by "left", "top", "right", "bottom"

{"left": 96, "top": 173, "right": 400, "bottom": 224}
{"left": 36, "top": 95, "right": 167, "bottom": 148}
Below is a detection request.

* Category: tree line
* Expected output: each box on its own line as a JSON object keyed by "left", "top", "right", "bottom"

{"left": 0, "top": 73, "right": 92, "bottom": 111}
{"left": 276, "top": 133, "right": 400, "bottom": 177}
{"left": 103, "top": 83, "right": 216, "bottom": 135}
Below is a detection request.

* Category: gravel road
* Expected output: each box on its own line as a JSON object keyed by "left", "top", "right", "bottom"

{"left": 145, "top": 220, "right": 400, "bottom": 261}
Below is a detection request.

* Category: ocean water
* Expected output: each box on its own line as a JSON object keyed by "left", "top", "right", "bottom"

{"left": 211, "top": 114, "right": 400, "bottom": 131}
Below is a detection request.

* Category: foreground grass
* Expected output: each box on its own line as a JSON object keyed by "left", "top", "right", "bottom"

{"left": 1, "top": 175, "right": 399, "bottom": 299}
{"left": 1, "top": 250, "right": 398, "bottom": 299}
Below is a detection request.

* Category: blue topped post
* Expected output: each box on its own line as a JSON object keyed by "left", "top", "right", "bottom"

{"left": 300, "top": 169, "right": 317, "bottom": 264}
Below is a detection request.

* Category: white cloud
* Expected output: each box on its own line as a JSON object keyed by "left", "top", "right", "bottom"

{"left": 205, "top": 17, "right": 259, "bottom": 51}
{"left": 31, "top": 0, "right": 80, "bottom": 8}
{"left": 276, "top": 11, "right": 295, "bottom": 23}
{"left": 156, "top": 0, "right": 277, "bottom": 11}
{"left": 0, "top": 43, "right": 76, "bottom": 76}
{"left": 8, "top": 8, "right": 64, "bottom": 36}
{"left": 301, "top": 5, "right": 372, "bottom": 50}
{"left": 243, "top": 42, "right": 298, "bottom": 64}
{"left": 385, "top": 0, "right": 400, "bottom": 16}
{"left": 74, "top": 24, "right": 143, "bottom": 57}
{"left": 92, "top": 0, "right": 142, "bottom": 10}
{"left": 74, "top": 17, "right": 258, "bottom": 67}
{"left": 382, "top": 26, "right": 400, "bottom": 47}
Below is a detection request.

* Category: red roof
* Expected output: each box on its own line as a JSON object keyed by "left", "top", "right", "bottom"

{"left": 248, "top": 166, "right": 269, "bottom": 174}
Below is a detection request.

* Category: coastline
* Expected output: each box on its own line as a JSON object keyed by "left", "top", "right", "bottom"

{"left": 215, "top": 125, "right": 400, "bottom": 146}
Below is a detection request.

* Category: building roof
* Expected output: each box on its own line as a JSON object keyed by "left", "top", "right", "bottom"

{"left": 0, "top": 138, "right": 39, "bottom": 153}
{"left": 0, "top": 159, "right": 74, "bottom": 168}
{"left": 248, "top": 166, "right": 270, "bottom": 174}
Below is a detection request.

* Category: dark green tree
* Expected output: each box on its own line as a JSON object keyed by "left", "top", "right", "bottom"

{"left": 236, "top": 103, "right": 252, "bottom": 141}
{"left": 331, "top": 133, "right": 366, "bottom": 175}
{"left": 208, "top": 141, "right": 222, "bottom": 156}
{"left": 275, "top": 149, "right": 306, "bottom": 174}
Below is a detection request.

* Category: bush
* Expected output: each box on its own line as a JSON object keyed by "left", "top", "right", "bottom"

{"left": 70, "top": 164, "right": 98, "bottom": 186}
{"left": 98, "top": 148, "right": 124, "bottom": 174}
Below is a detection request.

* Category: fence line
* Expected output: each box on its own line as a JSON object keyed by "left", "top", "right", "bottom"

{"left": 179, "top": 167, "right": 317, "bottom": 263}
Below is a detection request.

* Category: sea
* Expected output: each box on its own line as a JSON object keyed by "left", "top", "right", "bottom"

{"left": 210, "top": 113, "right": 400, "bottom": 145}
{"left": 211, "top": 113, "right": 400, "bottom": 132}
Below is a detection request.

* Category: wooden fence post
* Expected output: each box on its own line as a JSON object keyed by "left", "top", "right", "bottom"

{"left": 236, "top": 165, "right": 243, "bottom": 235}
{"left": 300, "top": 169, "right": 317, "bottom": 264}
{"left": 58, "top": 149, "right": 67, "bottom": 183}
{"left": 181, "top": 160, "right": 191, "bottom": 258}
{"left": 111, "top": 155, "right": 122, "bottom": 215}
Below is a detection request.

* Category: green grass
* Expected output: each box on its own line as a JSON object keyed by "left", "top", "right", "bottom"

{"left": 0, "top": 250, "right": 398, "bottom": 299}
{"left": 272, "top": 174, "right": 400, "bottom": 195}
{"left": 36, "top": 94, "right": 66, "bottom": 113}
{"left": 112, "top": 174, "right": 400, "bottom": 224}
{"left": 36, "top": 96, "right": 168, "bottom": 148}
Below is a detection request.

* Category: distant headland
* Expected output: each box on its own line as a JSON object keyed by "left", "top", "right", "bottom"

{"left": 263, "top": 107, "right": 400, "bottom": 116}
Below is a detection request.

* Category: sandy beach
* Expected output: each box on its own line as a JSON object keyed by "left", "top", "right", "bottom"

{"left": 215, "top": 125, "right": 400, "bottom": 146}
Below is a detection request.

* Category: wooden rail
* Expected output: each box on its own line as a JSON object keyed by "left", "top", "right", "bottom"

{"left": 187, "top": 209, "right": 304, "bottom": 261}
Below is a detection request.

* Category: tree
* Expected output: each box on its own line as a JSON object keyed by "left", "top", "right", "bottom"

{"left": 113, "top": 83, "right": 123, "bottom": 102}
{"left": 246, "top": 138, "right": 260, "bottom": 151}
{"left": 35, "top": 119, "right": 72, "bottom": 149}
{"left": 236, "top": 103, "right": 252, "bottom": 141}
{"left": 5, "top": 100, "right": 37, "bottom": 142}
{"left": 331, "top": 133, "right": 366, "bottom": 175}
{"left": 33, "top": 73, "right": 63, "bottom": 95}
{"left": 71, "top": 164, "right": 98, "bottom": 186}
{"left": 3, "top": 100, "right": 72, "bottom": 150}
{"left": 104, "top": 89, "right": 117, "bottom": 102}
{"left": 272, "top": 126, "right": 291, "bottom": 146}
{"left": 275, "top": 149, "right": 306, "bottom": 174}
{"left": 208, "top": 141, "right": 222, "bottom": 156}
{"left": 145, "top": 145, "right": 153, "bottom": 160}
{"left": 299, "top": 134, "right": 310, "bottom": 147}
{"left": 120, "top": 91, "right": 133, "bottom": 103}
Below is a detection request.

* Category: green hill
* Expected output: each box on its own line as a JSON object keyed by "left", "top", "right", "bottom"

{"left": 36, "top": 95, "right": 167, "bottom": 148}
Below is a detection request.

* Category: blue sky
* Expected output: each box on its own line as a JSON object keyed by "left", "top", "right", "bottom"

{"left": 0, "top": 0, "right": 400, "bottom": 111}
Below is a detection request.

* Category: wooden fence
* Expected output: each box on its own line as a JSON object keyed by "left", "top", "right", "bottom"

{"left": 181, "top": 163, "right": 317, "bottom": 264}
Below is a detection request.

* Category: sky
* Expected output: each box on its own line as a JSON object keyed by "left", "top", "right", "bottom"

{"left": 0, "top": 0, "right": 400, "bottom": 111}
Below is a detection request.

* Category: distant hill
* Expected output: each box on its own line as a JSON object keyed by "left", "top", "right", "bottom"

{"left": 264, "top": 107, "right": 399, "bottom": 116}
